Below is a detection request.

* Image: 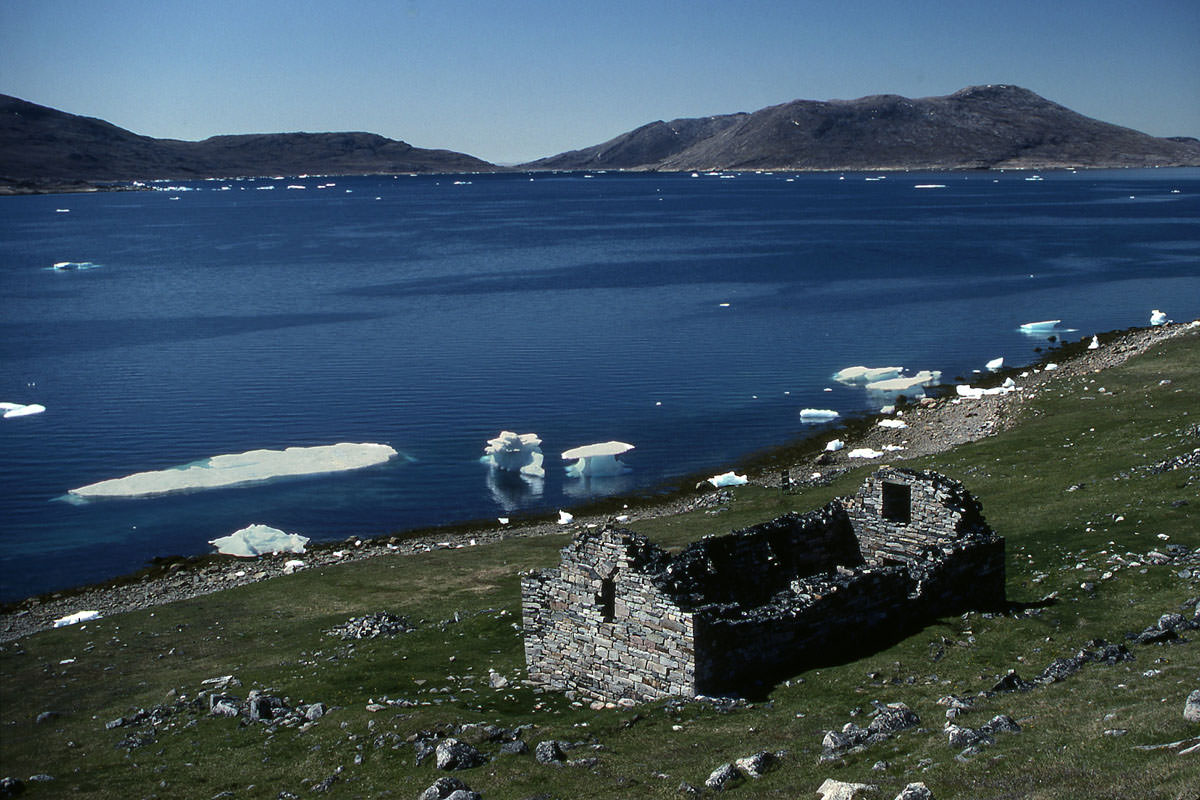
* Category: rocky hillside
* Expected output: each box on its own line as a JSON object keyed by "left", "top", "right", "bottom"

{"left": 0, "top": 94, "right": 495, "bottom": 187}
{"left": 524, "top": 85, "right": 1200, "bottom": 171}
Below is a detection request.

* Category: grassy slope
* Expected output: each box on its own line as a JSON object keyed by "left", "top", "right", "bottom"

{"left": 1, "top": 332, "right": 1197, "bottom": 799}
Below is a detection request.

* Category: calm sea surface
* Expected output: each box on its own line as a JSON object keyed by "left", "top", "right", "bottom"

{"left": 2, "top": 170, "right": 1198, "bottom": 601}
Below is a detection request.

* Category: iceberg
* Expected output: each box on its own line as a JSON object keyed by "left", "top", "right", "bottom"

{"left": 825, "top": 439, "right": 845, "bottom": 452}
{"left": 799, "top": 409, "right": 839, "bottom": 422}
{"left": 53, "top": 610, "right": 101, "bottom": 628}
{"left": 1088, "top": 335, "right": 1100, "bottom": 350}
{"left": 707, "top": 471, "right": 748, "bottom": 488}
{"left": 2, "top": 402, "right": 45, "bottom": 419}
{"left": 986, "top": 357, "right": 1004, "bottom": 371}
{"left": 1019, "top": 320, "right": 1061, "bottom": 333}
{"left": 1150, "top": 309, "right": 1168, "bottom": 326}
{"left": 562, "top": 441, "right": 634, "bottom": 478}
{"left": 210, "top": 524, "right": 309, "bottom": 557}
{"left": 557, "top": 510, "right": 574, "bottom": 525}
{"left": 482, "top": 431, "right": 544, "bottom": 477}
{"left": 865, "top": 370, "right": 942, "bottom": 394}
{"left": 68, "top": 442, "right": 398, "bottom": 499}
{"left": 832, "top": 366, "right": 904, "bottom": 385}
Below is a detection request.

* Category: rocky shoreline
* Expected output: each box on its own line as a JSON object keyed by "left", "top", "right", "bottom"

{"left": 2, "top": 322, "right": 1194, "bottom": 643}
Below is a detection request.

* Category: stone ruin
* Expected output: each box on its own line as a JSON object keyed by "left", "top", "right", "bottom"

{"left": 521, "top": 468, "right": 1005, "bottom": 702}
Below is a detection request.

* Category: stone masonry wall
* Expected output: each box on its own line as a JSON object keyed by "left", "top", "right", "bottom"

{"left": 522, "top": 529, "right": 697, "bottom": 701}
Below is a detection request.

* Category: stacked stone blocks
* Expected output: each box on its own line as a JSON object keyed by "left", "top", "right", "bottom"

{"left": 522, "top": 468, "right": 1005, "bottom": 702}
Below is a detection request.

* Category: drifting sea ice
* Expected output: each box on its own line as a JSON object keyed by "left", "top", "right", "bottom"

{"left": 482, "top": 431, "right": 545, "bottom": 477}
{"left": 67, "top": 442, "right": 398, "bottom": 499}
{"left": 209, "top": 524, "right": 309, "bottom": 557}
{"left": 986, "top": 357, "right": 1004, "bottom": 371}
{"left": 799, "top": 409, "right": 839, "bottom": 422}
{"left": 865, "top": 370, "right": 942, "bottom": 394}
{"left": 707, "top": 471, "right": 749, "bottom": 488}
{"left": 1150, "top": 309, "right": 1168, "bottom": 326}
{"left": 562, "top": 441, "right": 634, "bottom": 478}
{"left": 1, "top": 402, "right": 45, "bottom": 419}
{"left": 832, "top": 366, "right": 904, "bottom": 385}
{"left": 1019, "top": 320, "right": 1061, "bottom": 332}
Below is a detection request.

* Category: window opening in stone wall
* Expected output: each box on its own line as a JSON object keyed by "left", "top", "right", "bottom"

{"left": 598, "top": 573, "right": 616, "bottom": 623}
{"left": 881, "top": 482, "right": 912, "bottom": 523}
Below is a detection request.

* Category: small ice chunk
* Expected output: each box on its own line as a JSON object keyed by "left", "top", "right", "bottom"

{"left": 1044, "top": 363, "right": 1058, "bottom": 371}
{"left": 707, "top": 471, "right": 748, "bottom": 488}
{"left": 848, "top": 448, "right": 884, "bottom": 459}
{"left": 283, "top": 559, "right": 305, "bottom": 574}
{"left": 1088, "top": 335, "right": 1100, "bottom": 350}
{"left": 1150, "top": 309, "right": 1167, "bottom": 326}
{"left": 210, "top": 524, "right": 309, "bottom": 557}
{"left": 562, "top": 441, "right": 634, "bottom": 477}
{"left": 914, "top": 184, "right": 946, "bottom": 189}
{"left": 497, "top": 517, "right": 509, "bottom": 525}
{"left": 483, "top": 431, "right": 545, "bottom": 477}
{"left": 68, "top": 442, "right": 397, "bottom": 499}
{"left": 615, "top": 515, "right": 630, "bottom": 523}
{"left": 1019, "top": 320, "right": 1061, "bottom": 332}
{"left": 557, "top": 510, "right": 574, "bottom": 525}
{"left": 1002, "top": 377, "right": 1016, "bottom": 388}
{"left": 825, "top": 439, "right": 845, "bottom": 452}
{"left": 832, "top": 366, "right": 904, "bottom": 385}
{"left": 53, "top": 610, "right": 100, "bottom": 628}
{"left": 2, "top": 403, "right": 46, "bottom": 418}
{"left": 956, "top": 384, "right": 1015, "bottom": 399}
{"left": 877, "top": 419, "right": 908, "bottom": 429}
{"left": 986, "top": 357, "right": 1004, "bottom": 371}
{"left": 800, "top": 409, "right": 839, "bottom": 422}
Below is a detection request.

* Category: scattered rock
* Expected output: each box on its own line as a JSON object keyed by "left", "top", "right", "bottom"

{"left": 704, "top": 763, "right": 743, "bottom": 792}
{"left": 324, "top": 611, "right": 415, "bottom": 640}
{"left": 867, "top": 703, "right": 920, "bottom": 734}
{"left": 734, "top": 750, "right": 778, "bottom": 778}
{"left": 435, "top": 738, "right": 486, "bottom": 771}
{"left": 980, "top": 714, "right": 1021, "bottom": 734}
{"left": 499, "top": 740, "right": 528, "bottom": 756}
{"left": 1185, "top": 690, "right": 1200, "bottom": 724}
{"left": 894, "top": 783, "right": 933, "bottom": 800}
{"left": 817, "top": 778, "right": 878, "bottom": 800}
{"left": 534, "top": 740, "right": 568, "bottom": 765}
{"left": 418, "top": 777, "right": 482, "bottom": 800}
{"left": 34, "top": 711, "right": 58, "bottom": 724}
{"left": 991, "top": 671, "right": 1034, "bottom": 693}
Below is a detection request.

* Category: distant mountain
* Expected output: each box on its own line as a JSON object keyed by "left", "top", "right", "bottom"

{"left": 523, "top": 85, "right": 1200, "bottom": 171}
{"left": 0, "top": 94, "right": 495, "bottom": 190}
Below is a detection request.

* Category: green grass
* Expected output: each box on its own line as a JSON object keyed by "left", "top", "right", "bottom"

{"left": 2, "top": 331, "right": 1198, "bottom": 799}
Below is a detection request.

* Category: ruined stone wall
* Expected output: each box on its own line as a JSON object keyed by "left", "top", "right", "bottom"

{"left": 693, "top": 566, "right": 915, "bottom": 695}
{"left": 848, "top": 468, "right": 990, "bottom": 566}
{"left": 522, "top": 530, "right": 697, "bottom": 701}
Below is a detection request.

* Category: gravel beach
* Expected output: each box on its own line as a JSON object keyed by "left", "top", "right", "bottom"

{"left": 3, "top": 322, "right": 1193, "bottom": 643}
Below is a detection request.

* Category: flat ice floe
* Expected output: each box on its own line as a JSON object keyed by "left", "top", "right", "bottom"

{"left": 799, "top": 409, "right": 839, "bottom": 422}
{"left": 1, "top": 402, "right": 46, "bottom": 419}
{"left": 210, "top": 524, "right": 309, "bottom": 557}
{"left": 865, "top": 370, "right": 942, "bottom": 394}
{"left": 1019, "top": 320, "right": 1061, "bottom": 332}
{"left": 832, "top": 366, "right": 904, "bottom": 385}
{"left": 68, "top": 442, "right": 398, "bottom": 499}
{"left": 562, "top": 441, "right": 634, "bottom": 478}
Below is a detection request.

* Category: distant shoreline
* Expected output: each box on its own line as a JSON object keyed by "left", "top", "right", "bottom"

{"left": 3, "top": 320, "right": 1193, "bottom": 641}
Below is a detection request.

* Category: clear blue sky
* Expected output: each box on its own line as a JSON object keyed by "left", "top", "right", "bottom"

{"left": 3, "top": 0, "right": 1198, "bottom": 164}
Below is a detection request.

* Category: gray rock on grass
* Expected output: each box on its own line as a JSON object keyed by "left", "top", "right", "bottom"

{"left": 817, "top": 778, "right": 877, "bottom": 799}
{"left": 1185, "top": 689, "right": 1200, "bottom": 724}
{"left": 704, "top": 763, "right": 743, "bottom": 791}
{"left": 434, "top": 738, "right": 486, "bottom": 771}
{"left": 894, "top": 783, "right": 933, "bottom": 800}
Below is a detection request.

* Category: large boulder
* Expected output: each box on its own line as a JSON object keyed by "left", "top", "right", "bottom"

{"left": 704, "top": 763, "right": 743, "bottom": 792}
{"left": 894, "top": 783, "right": 933, "bottom": 800}
{"left": 534, "top": 740, "right": 568, "bottom": 765}
{"left": 817, "top": 779, "right": 877, "bottom": 800}
{"left": 434, "top": 738, "right": 486, "bottom": 771}
{"left": 1185, "top": 689, "right": 1200, "bottom": 724}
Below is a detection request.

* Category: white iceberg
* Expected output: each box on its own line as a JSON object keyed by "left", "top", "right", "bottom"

{"left": 283, "top": 559, "right": 305, "bottom": 573}
{"left": 2, "top": 402, "right": 45, "bottom": 419}
{"left": 1044, "top": 363, "right": 1058, "bottom": 371}
{"left": 825, "top": 439, "right": 845, "bottom": 452}
{"left": 482, "top": 431, "right": 545, "bottom": 477}
{"left": 986, "top": 357, "right": 1004, "bottom": 371}
{"left": 562, "top": 441, "right": 634, "bottom": 477}
{"left": 557, "top": 510, "right": 574, "bottom": 525}
{"left": 1088, "top": 335, "right": 1100, "bottom": 350}
{"left": 864, "top": 370, "right": 942, "bottom": 394}
{"left": 848, "top": 448, "right": 885, "bottom": 459}
{"left": 707, "top": 471, "right": 749, "bottom": 488}
{"left": 877, "top": 419, "right": 908, "bottom": 429}
{"left": 800, "top": 409, "right": 839, "bottom": 422}
{"left": 832, "top": 366, "right": 904, "bottom": 385}
{"left": 68, "top": 442, "right": 398, "bottom": 499}
{"left": 210, "top": 524, "right": 309, "bottom": 557}
{"left": 1150, "top": 309, "right": 1168, "bottom": 326}
{"left": 1019, "top": 320, "right": 1061, "bottom": 332}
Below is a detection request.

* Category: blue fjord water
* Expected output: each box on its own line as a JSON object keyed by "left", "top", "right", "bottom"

{"left": 1, "top": 170, "right": 1198, "bottom": 601}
